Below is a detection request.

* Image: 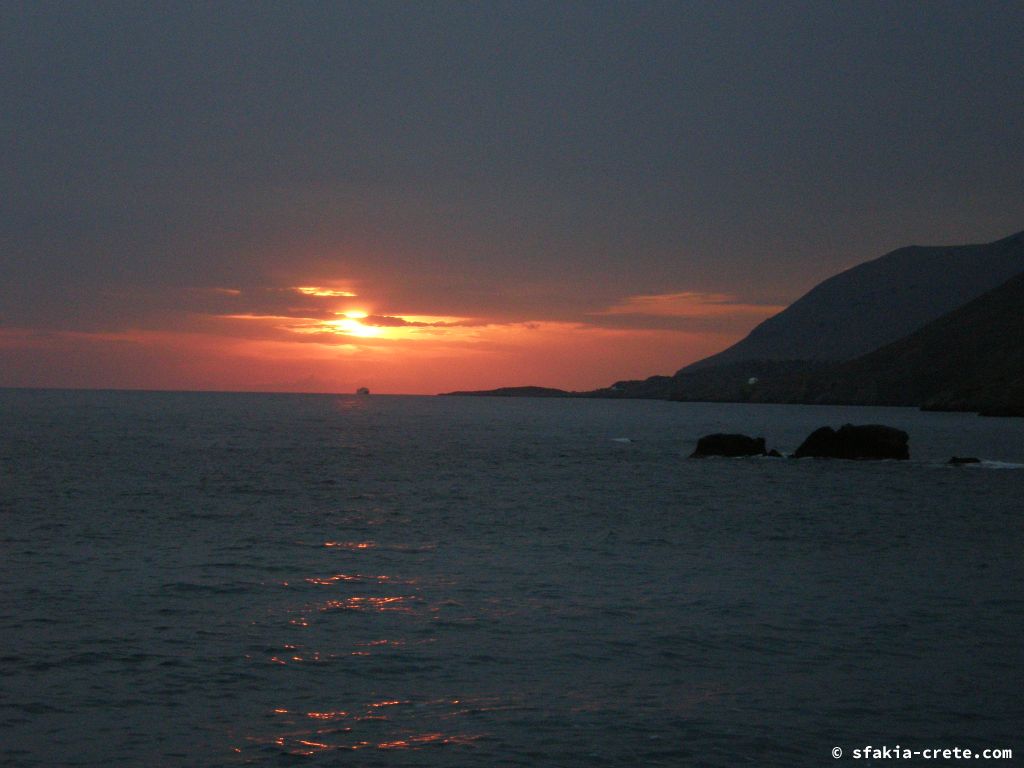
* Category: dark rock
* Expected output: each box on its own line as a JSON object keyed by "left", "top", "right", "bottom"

{"left": 690, "top": 433, "right": 767, "bottom": 458}
{"left": 948, "top": 456, "right": 981, "bottom": 465}
{"left": 767, "top": 449, "right": 783, "bottom": 458}
{"left": 792, "top": 424, "right": 909, "bottom": 460}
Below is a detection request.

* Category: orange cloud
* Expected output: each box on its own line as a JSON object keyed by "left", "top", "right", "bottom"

{"left": 293, "top": 286, "right": 358, "bottom": 297}
{"left": 598, "top": 291, "right": 785, "bottom": 318}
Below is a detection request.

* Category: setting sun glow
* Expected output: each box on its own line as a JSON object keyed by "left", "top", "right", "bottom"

{"left": 0, "top": 278, "right": 783, "bottom": 394}
{"left": 327, "top": 313, "right": 381, "bottom": 338}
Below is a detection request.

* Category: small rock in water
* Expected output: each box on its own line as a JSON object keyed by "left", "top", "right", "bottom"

{"left": 948, "top": 456, "right": 981, "bottom": 465}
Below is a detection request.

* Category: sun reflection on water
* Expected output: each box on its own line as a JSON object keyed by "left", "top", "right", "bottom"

{"left": 318, "top": 595, "right": 417, "bottom": 613}
{"left": 304, "top": 572, "right": 404, "bottom": 585}
{"left": 305, "top": 710, "right": 349, "bottom": 721}
{"left": 377, "top": 732, "right": 481, "bottom": 749}
{"left": 322, "top": 540, "right": 376, "bottom": 550}
{"left": 232, "top": 521, "right": 484, "bottom": 762}
{"left": 241, "top": 699, "right": 486, "bottom": 759}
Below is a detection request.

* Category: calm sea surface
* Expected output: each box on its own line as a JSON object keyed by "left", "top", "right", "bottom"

{"left": 1, "top": 389, "right": 1022, "bottom": 767}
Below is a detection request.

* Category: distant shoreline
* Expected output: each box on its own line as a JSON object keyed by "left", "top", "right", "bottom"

{"left": 438, "top": 382, "right": 1022, "bottom": 417}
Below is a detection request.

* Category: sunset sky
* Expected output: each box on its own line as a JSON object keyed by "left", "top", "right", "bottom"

{"left": 3, "top": 1, "right": 1022, "bottom": 394}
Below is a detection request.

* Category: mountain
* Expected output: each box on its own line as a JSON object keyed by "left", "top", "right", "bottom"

{"left": 749, "top": 270, "right": 1024, "bottom": 416}
{"left": 681, "top": 230, "right": 1024, "bottom": 372}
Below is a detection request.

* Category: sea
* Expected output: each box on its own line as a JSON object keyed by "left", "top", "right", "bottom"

{"left": 1, "top": 389, "right": 1022, "bottom": 767}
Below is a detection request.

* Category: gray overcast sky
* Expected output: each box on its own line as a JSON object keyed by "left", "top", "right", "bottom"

{"left": 1, "top": 1, "right": 1022, "bottom": 391}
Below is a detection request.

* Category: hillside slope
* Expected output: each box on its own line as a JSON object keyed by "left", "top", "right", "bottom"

{"left": 682, "top": 230, "right": 1024, "bottom": 372}
{"left": 751, "top": 270, "right": 1024, "bottom": 415}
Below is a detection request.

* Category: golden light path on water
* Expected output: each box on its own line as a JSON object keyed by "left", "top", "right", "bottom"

{"left": 234, "top": 537, "right": 491, "bottom": 759}
{"left": 245, "top": 699, "right": 487, "bottom": 757}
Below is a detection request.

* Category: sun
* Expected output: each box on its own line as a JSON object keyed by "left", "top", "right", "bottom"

{"left": 327, "top": 312, "right": 380, "bottom": 338}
